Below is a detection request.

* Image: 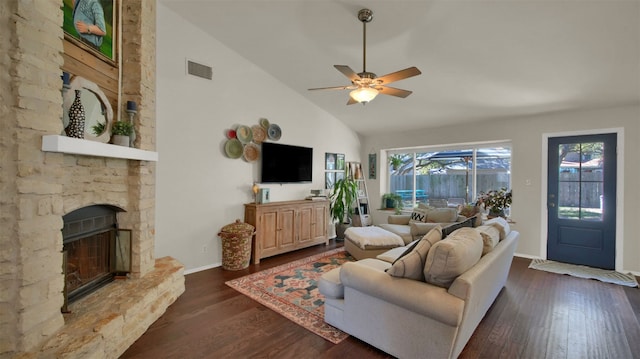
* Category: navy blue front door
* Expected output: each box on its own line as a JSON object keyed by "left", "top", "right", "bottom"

{"left": 547, "top": 134, "right": 616, "bottom": 269}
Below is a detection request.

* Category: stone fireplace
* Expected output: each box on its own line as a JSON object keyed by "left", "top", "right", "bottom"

{"left": 61, "top": 205, "right": 129, "bottom": 311}
{"left": 0, "top": 1, "right": 184, "bottom": 358}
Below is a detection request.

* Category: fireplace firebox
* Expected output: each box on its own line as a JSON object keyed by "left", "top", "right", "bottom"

{"left": 62, "top": 205, "right": 131, "bottom": 312}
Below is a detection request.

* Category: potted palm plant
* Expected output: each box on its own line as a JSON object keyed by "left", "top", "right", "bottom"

{"left": 330, "top": 176, "right": 358, "bottom": 239}
{"left": 111, "top": 121, "right": 133, "bottom": 147}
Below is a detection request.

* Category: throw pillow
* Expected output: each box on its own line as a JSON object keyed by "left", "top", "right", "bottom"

{"left": 386, "top": 226, "right": 443, "bottom": 281}
{"left": 425, "top": 207, "right": 458, "bottom": 223}
{"left": 484, "top": 217, "right": 511, "bottom": 240}
{"left": 408, "top": 208, "right": 428, "bottom": 224}
{"left": 441, "top": 216, "right": 476, "bottom": 239}
{"left": 476, "top": 225, "right": 500, "bottom": 255}
{"left": 423, "top": 227, "right": 483, "bottom": 288}
{"left": 458, "top": 204, "right": 480, "bottom": 218}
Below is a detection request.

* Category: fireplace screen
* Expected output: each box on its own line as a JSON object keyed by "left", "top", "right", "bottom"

{"left": 62, "top": 205, "right": 131, "bottom": 311}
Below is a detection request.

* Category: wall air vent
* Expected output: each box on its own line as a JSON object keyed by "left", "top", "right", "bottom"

{"left": 186, "top": 60, "right": 213, "bottom": 80}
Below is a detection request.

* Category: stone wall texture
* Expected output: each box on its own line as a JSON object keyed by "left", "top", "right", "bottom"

{"left": 0, "top": 1, "right": 184, "bottom": 357}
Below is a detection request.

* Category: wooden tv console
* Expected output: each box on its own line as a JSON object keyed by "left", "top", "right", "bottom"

{"left": 244, "top": 199, "right": 329, "bottom": 264}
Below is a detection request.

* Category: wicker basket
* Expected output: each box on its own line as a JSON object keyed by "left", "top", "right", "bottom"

{"left": 218, "top": 220, "right": 255, "bottom": 270}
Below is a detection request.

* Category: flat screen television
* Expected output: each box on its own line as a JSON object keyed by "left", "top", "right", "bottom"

{"left": 261, "top": 142, "right": 313, "bottom": 183}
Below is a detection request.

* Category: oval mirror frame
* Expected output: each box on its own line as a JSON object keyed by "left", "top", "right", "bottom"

{"left": 63, "top": 76, "right": 113, "bottom": 143}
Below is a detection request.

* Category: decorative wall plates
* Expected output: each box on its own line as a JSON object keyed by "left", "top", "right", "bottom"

{"left": 243, "top": 143, "right": 259, "bottom": 162}
{"left": 236, "top": 125, "right": 253, "bottom": 143}
{"left": 267, "top": 124, "right": 281, "bottom": 141}
{"left": 252, "top": 125, "right": 266, "bottom": 144}
{"left": 224, "top": 139, "right": 243, "bottom": 159}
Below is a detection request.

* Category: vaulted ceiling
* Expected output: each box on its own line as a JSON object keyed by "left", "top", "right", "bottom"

{"left": 162, "top": 0, "right": 640, "bottom": 136}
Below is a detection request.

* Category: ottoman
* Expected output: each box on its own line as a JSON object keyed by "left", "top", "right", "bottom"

{"left": 344, "top": 226, "right": 404, "bottom": 260}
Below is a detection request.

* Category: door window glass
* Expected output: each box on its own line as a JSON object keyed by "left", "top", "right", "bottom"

{"left": 557, "top": 142, "right": 604, "bottom": 221}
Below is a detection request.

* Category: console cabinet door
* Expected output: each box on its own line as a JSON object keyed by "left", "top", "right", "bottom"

{"left": 260, "top": 209, "right": 279, "bottom": 257}
{"left": 277, "top": 207, "right": 296, "bottom": 250}
{"left": 312, "top": 203, "right": 328, "bottom": 241}
{"left": 298, "top": 205, "right": 313, "bottom": 245}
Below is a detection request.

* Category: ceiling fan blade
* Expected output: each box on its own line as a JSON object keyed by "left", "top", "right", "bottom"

{"left": 308, "top": 85, "right": 353, "bottom": 91}
{"left": 334, "top": 65, "right": 361, "bottom": 82}
{"left": 375, "top": 67, "right": 422, "bottom": 85}
{"left": 378, "top": 86, "right": 413, "bottom": 98}
{"left": 346, "top": 97, "right": 359, "bottom": 105}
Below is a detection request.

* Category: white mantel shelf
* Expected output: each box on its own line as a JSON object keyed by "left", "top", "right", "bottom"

{"left": 42, "top": 135, "right": 158, "bottom": 162}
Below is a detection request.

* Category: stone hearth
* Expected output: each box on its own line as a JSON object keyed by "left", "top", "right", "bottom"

{"left": 15, "top": 258, "right": 183, "bottom": 359}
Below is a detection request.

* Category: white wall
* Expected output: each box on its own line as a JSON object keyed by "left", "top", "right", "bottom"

{"left": 155, "top": 4, "right": 361, "bottom": 272}
{"left": 363, "top": 105, "right": 640, "bottom": 273}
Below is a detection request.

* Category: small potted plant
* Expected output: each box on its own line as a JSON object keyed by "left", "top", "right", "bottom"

{"left": 381, "top": 193, "right": 403, "bottom": 213}
{"left": 388, "top": 154, "right": 404, "bottom": 171}
{"left": 111, "top": 121, "right": 133, "bottom": 147}
{"left": 91, "top": 121, "right": 106, "bottom": 136}
{"left": 477, "top": 188, "right": 512, "bottom": 218}
{"left": 330, "top": 176, "right": 358, "bottom": 239}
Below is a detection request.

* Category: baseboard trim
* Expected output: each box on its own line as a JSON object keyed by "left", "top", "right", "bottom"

{"left": 184, "top": 262, "right": 221, "bottom": 275}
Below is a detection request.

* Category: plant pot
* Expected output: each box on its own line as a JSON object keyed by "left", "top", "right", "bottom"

{"left": 385, "top": 198, "right": 396, "bottom": 209}
{"left": 488, "top": 209, "right": 505, "bottom": 219}
{"left": 335, "top": 222, "right": 352, "bottom": 240}
{"left": 112, "top": 135, "right": 130, "bottom": 147}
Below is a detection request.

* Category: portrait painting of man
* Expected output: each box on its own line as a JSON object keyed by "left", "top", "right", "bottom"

{"left": 62, "top": 0, "right": 116, "bottom": 62}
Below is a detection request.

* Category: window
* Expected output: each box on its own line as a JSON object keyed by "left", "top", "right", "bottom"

{"left": 387, "top": 144, "right": 511, "bottom": 209}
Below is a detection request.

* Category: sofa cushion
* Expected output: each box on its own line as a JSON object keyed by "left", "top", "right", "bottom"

{"left": 386, "top": 226, "right": 442, "bottom": 281}
{"left": 409, "top": 208, "right": 428, "bottom": 224}
{"left": 426, "top": 207, "right": 458, "bottom": 223}
{"left": 476, "top": 225, "right": 500, "bottom": 255}
{"left": 484, "top": 217, "right": 511, "bottom": 240}
{"left": 378, "top": 223, "right": 413, "bottom": 245}
{"left": 424, "top": 227, "right": 483, "bottom": 288}
{"left": 441, "top": 216, "right": 476, "bottom": 238}
{"left": 387, "top": 214, "right": 411, "bottom": 225}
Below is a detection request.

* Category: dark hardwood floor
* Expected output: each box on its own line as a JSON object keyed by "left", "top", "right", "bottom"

{"left": 121, "top": 240, "right": 640, "bottom": 359}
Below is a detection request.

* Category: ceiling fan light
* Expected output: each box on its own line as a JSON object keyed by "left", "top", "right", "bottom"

{"left": 350, "top": 87, "right": 379, "bottom": 103}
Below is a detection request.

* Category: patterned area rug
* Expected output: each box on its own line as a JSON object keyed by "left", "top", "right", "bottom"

{"left": 529, "top": 259, "right": 639, "bottom": 287}
{"left": 225, "top": 248, "right": 353, "bottom": 343}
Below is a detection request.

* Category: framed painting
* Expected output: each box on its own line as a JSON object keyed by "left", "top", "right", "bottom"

{"left": 336, "top": 154, "right": 345, "bottom": 171}
{"left": 62, "top": 0, "right": 117, "bottom": 64}
{"left": 369, "top": 153, "right": 377, "bottom": 179}
{"left": 325, "top": 153, "right": 336, "bottom": 170}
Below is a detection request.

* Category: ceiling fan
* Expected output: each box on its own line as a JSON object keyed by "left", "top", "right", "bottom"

{"left": 308, "top": 8, "right": 421, "bottom": 105}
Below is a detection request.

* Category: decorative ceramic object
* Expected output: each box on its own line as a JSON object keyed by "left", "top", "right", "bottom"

{"left": 236, "top": 125, "right": 253, "bottom": 143}
{"left": 251, "top": 125, "right": 266, "bottom": 144}
{"left": 243, "top": 143, "right": 260, "bottom": 162}
{"left": 112, "top": 135, "right": 130, "bottom": 147}
{"left": 224, "top": 139, "right": 243, "bottom": 158}
{"left": 267, "top": 123, "right": 281, "bottom": 141}
{"left": 66, "top": 90, "right": 85, "bottom": 139}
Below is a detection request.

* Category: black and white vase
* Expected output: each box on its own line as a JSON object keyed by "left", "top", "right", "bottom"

{"left": 65, "top": 89, "right": 85, "bottom": 139}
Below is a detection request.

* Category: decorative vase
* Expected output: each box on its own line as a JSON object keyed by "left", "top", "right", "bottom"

{"left": 65, "top": 90, "right": 85, "bottom": 139}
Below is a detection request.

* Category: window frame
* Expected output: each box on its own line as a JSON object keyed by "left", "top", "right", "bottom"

{"left": 385, "top": 141, "right": 512, "bottom": 209}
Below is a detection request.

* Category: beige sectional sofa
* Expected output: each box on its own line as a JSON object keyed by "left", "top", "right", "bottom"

{"left": 319, "top": 219, "right": 518, "bottom": 359}
{"left": 378, "top": 206, "right": 470, "bottom": 243}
